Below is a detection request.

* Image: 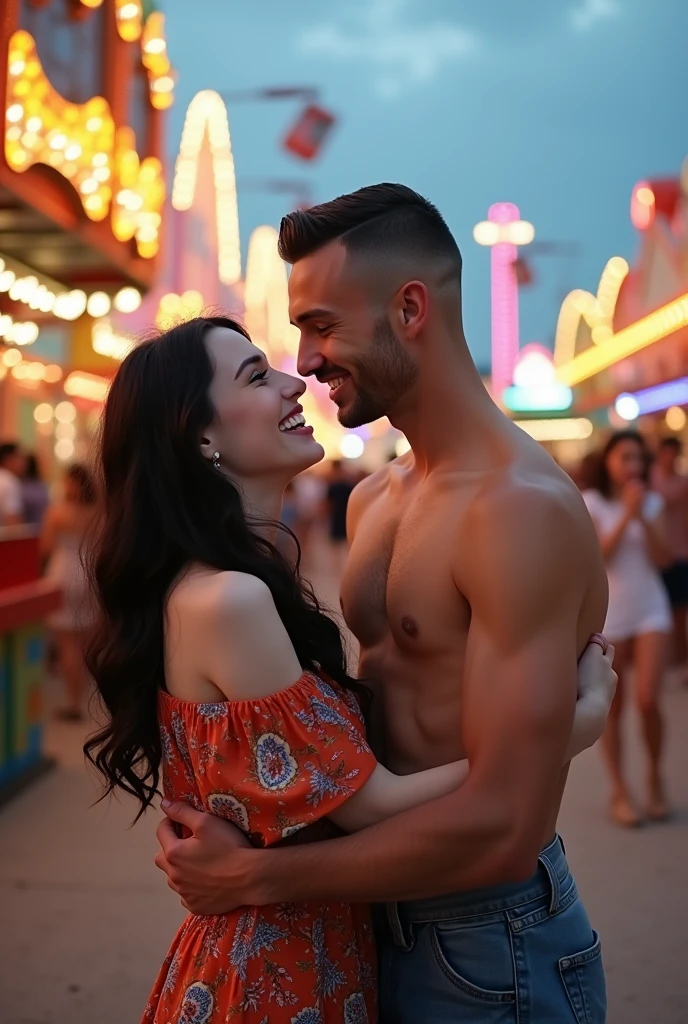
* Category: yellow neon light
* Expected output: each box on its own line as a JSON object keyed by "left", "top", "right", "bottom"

{"left": 556, "top": 293, "right": 688, "bottom": 386}
{"left": 244, "top": 225, "right": 299, "bottom": 362}
{"left": 172, "top": 91, "right": 241, "bottom": 284}
{"left": 554, "top": 257, "right": 629, "bottom": 367}
{"left": 515, "top": 418, "right": 593, "bottom": 442}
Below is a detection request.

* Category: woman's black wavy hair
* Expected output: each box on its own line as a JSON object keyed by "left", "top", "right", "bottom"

{"left": 84, "top": 316, "right": 367, "bottom": 820}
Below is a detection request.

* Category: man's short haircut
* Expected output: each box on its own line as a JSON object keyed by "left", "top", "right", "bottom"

{"left": 659, "top": 436, "right": 682, "bottom": 452}
{"left": 278, "top": 183, "right": 462, "bottom": 283}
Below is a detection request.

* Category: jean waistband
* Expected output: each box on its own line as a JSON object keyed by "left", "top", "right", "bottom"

{"left": 390, "top": 834, "right": 571, "bottom": 925}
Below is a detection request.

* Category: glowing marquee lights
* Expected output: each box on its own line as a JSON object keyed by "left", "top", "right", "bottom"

{"left": 172, "top": 91, "right": 241, "bottom": 285}
{"left": 64, "top": 371, "right": 110, "bottom": 403}
{"left": 556, "top": 293, "right": 688, "bottom": 387}
{"left": 554, "top": 256, "right": 629, "bottom": 369}
{"left": 91, "top": 320, "right": 135, "bottom": 361}
{"left": 615, "top": 377, "right": 688, "bottom": 421}
{"left": 473, "top": 203, "right": 535, "bottom": 402}
{"left": 115, "top": 0, "right": 143, "bottom": 42}
{"left": 5, "top": 29, "right": 169, "bottom": 257}
{"left": 111, "top": 127, "right": 164, "bottom": 258}
{"left": 141, "top": 12, "right": 176, "bottom": 111}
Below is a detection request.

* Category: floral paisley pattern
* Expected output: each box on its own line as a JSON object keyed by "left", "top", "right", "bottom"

{"left": 207, "top": 792, "right": 250, "bottom": 832}
{"left": 179, "top": 982, "right": 214, "bottom": 1023}
{"left": 254, "top": 732, "right": 299, "bottom": 791}
{"left": 143, "top": 672, "right": 378, "bottom": 1023}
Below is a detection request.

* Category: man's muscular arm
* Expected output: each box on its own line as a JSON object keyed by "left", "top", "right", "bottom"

{"left": 158, "top": 484, "right": 602, "bottom": 911}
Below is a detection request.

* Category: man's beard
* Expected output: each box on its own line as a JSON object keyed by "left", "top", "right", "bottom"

{"left": 338, "top": 314, "right": 416, "bottom": 429}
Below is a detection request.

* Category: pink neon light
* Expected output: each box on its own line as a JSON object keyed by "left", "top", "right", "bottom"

{"left": 488, "top": 202, "right": 520, "bottom": 400}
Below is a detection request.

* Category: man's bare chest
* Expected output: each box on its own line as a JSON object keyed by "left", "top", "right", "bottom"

{"left": 341, "top": 491, "right": 470, "bottom": 653}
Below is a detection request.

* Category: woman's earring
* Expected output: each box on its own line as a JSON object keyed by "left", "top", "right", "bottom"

{"left": 212, "top": 451, "right": 220, "bottom": 469}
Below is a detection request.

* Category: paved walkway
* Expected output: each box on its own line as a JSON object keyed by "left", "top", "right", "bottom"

{"left": 1, "top": 565, "right": 687, "bottom": 1022}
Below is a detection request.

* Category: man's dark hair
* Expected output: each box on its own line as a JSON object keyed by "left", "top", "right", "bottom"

{"left": 278, "top": 183, "right": 462, "bottom": 282}
{"left": 0, "top": 442, "right": 19, "bottom": 467}
{"left": 659, "top": 436, "right": 682, "bottom": 452}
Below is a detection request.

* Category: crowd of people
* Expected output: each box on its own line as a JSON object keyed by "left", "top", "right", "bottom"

{"left": 0, "top": 441, "right": 49, "bottom": 527}
{"left": 570, "top": 431, "right": 688, "bottom": 827}
{"left": 0, "top": 440, "right": 97, "bottom": 720}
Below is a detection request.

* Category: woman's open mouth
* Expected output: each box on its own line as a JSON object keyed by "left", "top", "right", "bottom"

{"left": 279, "top": 411, "right": 313, "bottom": 436}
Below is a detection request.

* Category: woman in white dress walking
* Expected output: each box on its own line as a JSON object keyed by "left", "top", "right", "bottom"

{"left": 42, "top": 464, "right": 97, "bottom": 720}
{"left": 583, "top": 431, "right": 672, "bottom": 826}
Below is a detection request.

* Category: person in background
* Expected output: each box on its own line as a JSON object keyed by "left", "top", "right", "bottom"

{"left": 651, "top": 436, "right": 688, "bottom": 683}
{"left": 0, "top": 442, "right": 24, "bottom": 526}
{"left": 21, "top": 453, "right": 50, "bottom": 528}
{"left": 292, "top": 468, "right": 325, "bottom": 560}
{"left": 583, "top": 431, "right": 672, "bottom": 826}
{"left": 326, "top": 459, "right": 355, "bottom": 572}
{"left": 573, "top": 450, "right": 601, "bottom": 493}
{"left": 42, "top": 463, "right": 98, "bottom": 721}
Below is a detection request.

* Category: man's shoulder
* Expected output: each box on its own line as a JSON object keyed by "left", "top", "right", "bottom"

{"left": 470, "top": 461, "right": 585, "bottom": 535}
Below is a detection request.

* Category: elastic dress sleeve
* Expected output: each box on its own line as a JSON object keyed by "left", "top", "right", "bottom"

{"left": 203, "top": 672, "right": 378, "bottom": 848}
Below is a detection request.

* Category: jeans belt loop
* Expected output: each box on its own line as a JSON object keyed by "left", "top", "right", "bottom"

{"left": 538, "top": 847, "right": 562, "bottom": 915}
{"left": 386, "top": 901, "right": 413, "bottom": 951}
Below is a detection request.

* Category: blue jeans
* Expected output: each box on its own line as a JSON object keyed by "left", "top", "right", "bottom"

{"left": 378, "top": 836, "right": 606, "bottom": 1023}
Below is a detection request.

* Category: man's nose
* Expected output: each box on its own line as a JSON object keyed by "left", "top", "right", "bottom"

{"left": 297, "top": 336, "right": 324, "bottom": 379}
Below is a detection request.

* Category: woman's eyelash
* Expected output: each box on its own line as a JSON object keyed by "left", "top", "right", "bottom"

{"left": 250, "top": 369, "right": 268, "bottom": 383}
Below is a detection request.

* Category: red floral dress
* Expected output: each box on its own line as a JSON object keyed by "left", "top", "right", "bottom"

{"left": 142, "top": 672, "right": 378, "bottom": 1024}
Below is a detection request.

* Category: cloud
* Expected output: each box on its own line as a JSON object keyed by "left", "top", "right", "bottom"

{"left": 569, "top": 0, "right": 620, "bottom": 31}
{"left": 297, "top": 0, "right": 479, "bottom": 100}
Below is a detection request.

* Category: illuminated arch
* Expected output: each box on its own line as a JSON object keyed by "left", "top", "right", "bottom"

{"left": 554, "top": 256, "right": 629, "bottom": 368}
{"left": 172, "top": 90, "right": 241, "bottom": 285}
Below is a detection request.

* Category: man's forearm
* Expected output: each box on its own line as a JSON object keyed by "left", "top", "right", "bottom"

{"left": 242, "top": 781, "right": 538, "bottom": 907}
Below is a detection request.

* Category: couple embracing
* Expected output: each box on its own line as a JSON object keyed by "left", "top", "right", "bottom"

{"left": 87, "top": 184, "right": 615, "bottom": 1023}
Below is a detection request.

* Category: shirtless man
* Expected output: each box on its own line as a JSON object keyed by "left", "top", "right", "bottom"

{"left": 156, "top": 185, "right": 613, "bottom": 1021}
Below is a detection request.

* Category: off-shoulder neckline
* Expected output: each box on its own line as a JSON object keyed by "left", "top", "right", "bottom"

{"left": 158, "top": 670, "right": 325, "bottom": 710}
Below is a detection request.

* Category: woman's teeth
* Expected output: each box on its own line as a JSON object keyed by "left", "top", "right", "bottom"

{"left": 329, "top": 376, "right": 347, "bottom": 391}
{"left": 279, "top": 413, "right": 307, "bottom": 432}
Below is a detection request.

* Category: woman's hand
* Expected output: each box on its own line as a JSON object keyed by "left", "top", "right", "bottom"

{"left": 566, "top": 639, "right": 617, "bottom": 760}
{"left": 622, "top": 479, "right": 645, "bottom": 519}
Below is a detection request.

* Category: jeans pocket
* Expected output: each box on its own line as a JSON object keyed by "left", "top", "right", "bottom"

{"left": 559, "top": 930, "right": 607, "bottom": 1024}
{"left": 431, "top": 924, "right": 516, "bottom": 1005}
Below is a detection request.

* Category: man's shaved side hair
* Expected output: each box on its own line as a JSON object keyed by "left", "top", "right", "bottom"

{"left": 278, "top": 183, "right": 463, "bottom": 287}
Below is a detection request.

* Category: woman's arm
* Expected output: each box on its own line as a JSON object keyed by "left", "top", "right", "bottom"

{"left": 331, "top": 640, "right": 617, "bottom": 832}
{"left": 641, "top": 509, "right": 672, "bottom": 569}
{"left": 329, "top": 760, "right": 468, "bottom": 832}
{"left": 595, "top": 510, "right": 632, "bottom": 562}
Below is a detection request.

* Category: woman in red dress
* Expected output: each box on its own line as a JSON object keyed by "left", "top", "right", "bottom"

{"left": 84, "top": 318, "right": 614, "bottom": 1023}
